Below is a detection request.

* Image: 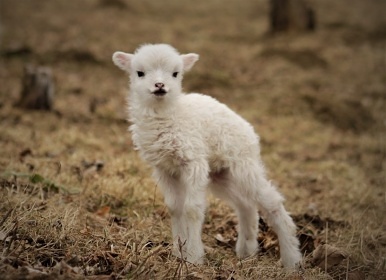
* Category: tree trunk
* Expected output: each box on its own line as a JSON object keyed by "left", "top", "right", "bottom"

{"left": 16, "top": 65, "right": 54, "bottom": 111}
{"left": 270, "top": 0, "right": 316, "bottom": 33}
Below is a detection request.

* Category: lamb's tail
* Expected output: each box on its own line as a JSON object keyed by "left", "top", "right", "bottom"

{"left": 253, "top": 177, "right": 302, "bottom": 269}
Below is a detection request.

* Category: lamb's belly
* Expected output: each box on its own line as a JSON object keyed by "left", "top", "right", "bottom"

{"left": 208, "top": 154, "right": 228, "bottom": 172}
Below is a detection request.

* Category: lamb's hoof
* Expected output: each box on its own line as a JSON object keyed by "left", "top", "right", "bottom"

{"left": 187, "top": 255, "right": 204, "bottom": 264}
{"left": 281, "top": 250, "right": 302, "bottom": 270}
{"left": 172, "top": 247, "right": 205, "bottom": 264}
{"left": 175, "top": 253, "right": 205, "bottom": 264}
{"left": 236, "top": 238, "right": 259, "bottom": 259}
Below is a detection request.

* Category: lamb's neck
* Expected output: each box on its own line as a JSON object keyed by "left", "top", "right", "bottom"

{"left": 128, "top": 96, "right": 179, "bottom": 123}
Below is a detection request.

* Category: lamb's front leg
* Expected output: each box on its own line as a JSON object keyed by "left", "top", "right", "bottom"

{"left": 175, "top": 163, "right": 208, "bottom": 264}
{"left": 154, "top": 166, "right": 208, "bottom": 264}
{"left": 153, "top": 169, "right": 189, "bottom": 258}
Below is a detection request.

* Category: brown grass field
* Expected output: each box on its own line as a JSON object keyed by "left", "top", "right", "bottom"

{"left": 0, "top": 0, "right": 385, "bottom": 279}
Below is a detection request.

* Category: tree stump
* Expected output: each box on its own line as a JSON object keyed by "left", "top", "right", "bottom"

{"left": 16, "top": 65, "right": 54, "bottom": 111}
{"left": 270, "top": 0, "right": 316, "bottom": 33}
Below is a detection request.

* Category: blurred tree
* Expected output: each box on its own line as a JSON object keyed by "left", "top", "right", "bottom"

{"left": 270, "top": 0, "right": 316, "bottom": 33}
{"left": 16, "top": 65, "right": 54, "bottom": 111}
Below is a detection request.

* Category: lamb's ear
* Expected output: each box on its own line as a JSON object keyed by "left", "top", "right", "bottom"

{"left": 112, "top": 51, "right": 133, "bottom": 71}
{"left": 181, "top": 53, "right": 199, "bottom": 72}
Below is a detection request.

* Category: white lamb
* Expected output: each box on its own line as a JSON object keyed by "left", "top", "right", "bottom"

{"left": 112, "top": 44, "right": 302, "bottom": 268}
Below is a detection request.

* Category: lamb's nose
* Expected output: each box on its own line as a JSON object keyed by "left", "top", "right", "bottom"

{"left": 155, "top": 83, "right": 164, "bottom": 89}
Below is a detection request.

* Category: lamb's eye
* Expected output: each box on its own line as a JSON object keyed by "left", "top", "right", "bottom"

{"left": 137, "top": 71, "right": 145, "bottom": 77}
{"left": 172, "top": 72, "right": 178, "bottom": 78}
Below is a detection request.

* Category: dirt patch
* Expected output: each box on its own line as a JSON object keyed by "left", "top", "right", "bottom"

{"left": 260, "top": 48, "right": 328, "bottom": 70}
{"left": 301, "top": 93, "right": 375, "bottom": 132}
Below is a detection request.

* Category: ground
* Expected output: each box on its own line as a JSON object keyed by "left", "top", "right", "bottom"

{"left": 0, "top": 0, "right": 385, "bottom": 279}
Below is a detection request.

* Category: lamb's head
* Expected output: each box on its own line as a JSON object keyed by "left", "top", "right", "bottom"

{"left": 112, "top": 44, "right": 199, "bottom": 105}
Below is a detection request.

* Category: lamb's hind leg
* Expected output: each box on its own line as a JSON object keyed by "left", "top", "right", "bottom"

{"left": 209, "top": 169, "right": 259, "bottom": 259}
{"left": 210, "top": 166, "right": 301, "bottom": 268}
{"left": 234, "top": 201, "right": 259, "bottom": 258}
{"left": 255, "top": 177, "right": 302, "bottom": 269}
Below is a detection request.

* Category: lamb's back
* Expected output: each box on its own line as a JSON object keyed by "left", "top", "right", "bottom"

{"left": 176, "top": 93, "right": 261, "bottom": 164}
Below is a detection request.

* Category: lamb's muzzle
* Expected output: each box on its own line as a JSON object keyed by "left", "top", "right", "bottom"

{"left": 153, "top": 83, "right": 167, "bottom": 96}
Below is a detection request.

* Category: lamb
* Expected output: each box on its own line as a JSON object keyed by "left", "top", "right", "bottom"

{"left": 112, "top": 44, "right": 302, "bottom": 269}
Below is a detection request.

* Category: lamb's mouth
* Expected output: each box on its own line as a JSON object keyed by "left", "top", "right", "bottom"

{"left": 152, "top": 89, "right": 167, "bottom": 96}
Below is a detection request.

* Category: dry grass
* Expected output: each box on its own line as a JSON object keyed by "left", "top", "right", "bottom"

{"left": 1, "top": 0, "right": 385, "bottom": 279}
